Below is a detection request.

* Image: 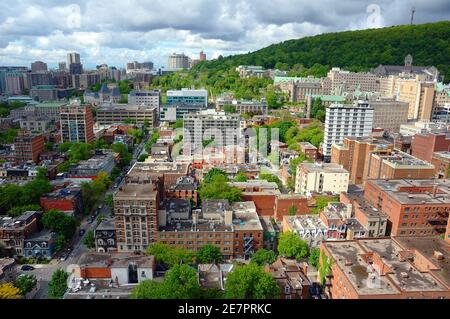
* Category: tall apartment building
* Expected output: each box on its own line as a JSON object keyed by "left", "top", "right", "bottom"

{"left": 327, "top": 67, "right": 380, "bottom": 94}
{"left": 128, "top": 90, "right": 160, "bottom": 109}
{"left": 126, "top": 61, "right": 153, "bottom": 71}
{"left": 369, "top": 98, "right": 409, "bottom": 132}
{"left": 323, "top": 102, "right": 374, "bottom": 161}
{"left": 411, "top": 133, "right": 450, "bottom": 163}
{"left": 199, "top": 51, "right": 206, "bottom": 61}
{"left": 60, "top": 104, "right": 95, "bottom": 143}
{"left": 433, "top": 83, "right": 450, "bottom": 120}
{"left": 67, "top": 52, "right": 82, "bottom": 75}
{"left": 96, "top": 105, "right": 157, "bottom": 126}
{"left": 367, "top": 150, "right": 435, "bottom": 180}
{"left": 166, "top": 88, "right": 208, "bottom": 107}
{"left": 295, "top": 162, "right": 349, "bottom": 195}
{"left": 168, "top": 53, "right": 189, "bottom": 69}
{"left": 5, "top": 71, "right": 25, "bottom": 95}
{"left": 395, "top": 78, "right": 435, "bottom": 121}
{"left": 13, "top": 131, "right": 45, "bottom": 164}
{"left": 183, "top": 110, "right": 242, "bottom": 155}
{"left": 114, "top": 184, "right": 159, "bottom": 252}
{"left": 30, "top": 85, "right": 59, "bottom": 102}
{"left": 25, "top": 72, "right": 53, "bottom": 89}
{"left": 31, "top": 61, "right": 48, "bottom": 73}
{"left": 273, "top": 76, "right": 324, "bottom": 102}
{"left": 331, "top": 136, "right": 394, "bottom": 185}
{"left": 364, "top": 179, "right": 450, "bottom": 236}
{"left": 79, "top": 72, "right": 101, "bottom": 89}
{"left": 320, "top": 237, "right": 450, "bottom": 299}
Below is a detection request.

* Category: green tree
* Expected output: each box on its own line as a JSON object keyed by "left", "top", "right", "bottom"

{"left": 311, "top": 195, "right": 339, "bottom": 214}
{"left": 250, "top": 249, "right": 277, "bottom": 266}
{"left": 7, "top": 204, "right": 41, "bottom": 217}
{"left": 259, "top": 174, "right": 283, "bottom": 190}
{"left": 83, "top": 230, "right": 95, "bottom": 249}
{"left": 131, "top": 264, "right": 200, "bottom": 299}
{"left": 105, "top": 194, "right": 113, "bottom": 210}
{"left": 308, "top": 248, "right": 321, "bottom": 268}
{"left": 196, "top": 244, "right": 223, "bottom": 264}
{"left": 146, "top": 243, "right": 195, "bottom": 267}
{"left": 41, "top": 209, "right": 78, "bottom": 248}
{"left": 233, "top": 171, "right": 248, "bottom": 182}
{"left": 225, "top": 263, "right": 280, "bottom": 299}
{"left": 203, "top": 168, "right": 227, "bottom": 183}
{"left": 278, "top": 232, "right": 309, "bottom": 260}
{"left": 138, "top": 153, "right": 148, "bottom": 162}
{"left": 198, "top": 174, "right": 242, "bottom": 203}
{"left": 48, "top": 269, "right": 68, "bottom": 299}
{"left": 288, "top": 205, "right": 297, "bottom": 216}
{"left": 15, "top": 274, "right": 37, "bottom": 295}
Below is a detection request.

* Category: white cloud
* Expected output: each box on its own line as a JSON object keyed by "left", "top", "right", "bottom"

{"left": 0, "top": 0, "right": 448, "bottom": 67}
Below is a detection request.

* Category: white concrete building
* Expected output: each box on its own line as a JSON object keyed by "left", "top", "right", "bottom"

{"left": 295, "top": 162, "right": 349, "bottom": 195}
{"left": 323, "top": 102, "right": 374, "bottom": 161}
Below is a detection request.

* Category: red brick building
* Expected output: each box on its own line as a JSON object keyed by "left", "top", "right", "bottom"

{"left": 363, "top": 179, "right": 449, "bottom": 237}
{"left": 320, "top": 237, "right": 450, "bottom": 299}
{"left": 411, "top": 133, "right": 450, "bottom": 163}
{"left": 13, "top": 131, "right": 45, "bottom": 164}
{"left": 299, "top": 142, "right": 318, "bottom": 161}
{"left": 40, "top": 185, "right": 84, "bottom": 216}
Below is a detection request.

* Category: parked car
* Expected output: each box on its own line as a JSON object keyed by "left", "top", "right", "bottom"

{"left": 88, "top": 216, "right": 95, "bottom": 224}
{"left": 21, "top": 265, "right": 35, "bottom": 271}
{"left": 79, "top": 229, "right": 85, "bottom": 236}
{"left": 60, "top": 254, "right": 68, "bottom": 261}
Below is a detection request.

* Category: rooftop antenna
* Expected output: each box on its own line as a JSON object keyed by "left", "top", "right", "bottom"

{"left": 410, "top": 7, "right": 415, "bottom": 25}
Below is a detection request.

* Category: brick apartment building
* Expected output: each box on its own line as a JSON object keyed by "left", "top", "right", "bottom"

{"left": 157, "top": 200, "right": 263, "bottom": 259}
{"left": 13, "top": 131, "right": 45, "bottom": 164}
{"left": 412, "top": 133, "right": 450, "bottom": 163}
{"left": 299, "top": 142, "right": 318, "bottom": 161}
{"left": 60, "top": 104, "right": 95, "bottom": 144}
{"left": 126, "top": 162, "right": 191, "bottom": 190}
{"left": 366, "top": 150, "right": 435, "bottom": 181}
{"left": 364, "top": 179, "right": 449, "bottom": 236}
{"left": 165, "top": 176, "right": 199, "bottom": 205}
{"left": 40, "top": 185, "right": 84, "bottom": 216}
{"left": 331, "top": 136, "right": 394, "bottom": 185}
{"left": 431, "top": 151, "right": 450, "bottom": 179}
{"left": 114, "top": 184, "right": 159, "bottom": 252}
{"left": 320, "top": 237, "right": 450, "bottom": 299}
{"left": 0, "top": 211, "right": 40, "bottom": 257}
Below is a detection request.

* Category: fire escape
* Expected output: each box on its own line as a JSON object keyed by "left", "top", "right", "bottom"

{"left": 243, "top": 235, "right": 254, "bottom": 258}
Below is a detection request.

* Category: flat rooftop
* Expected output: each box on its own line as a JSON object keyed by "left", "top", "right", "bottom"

{"left": 323, "top": 238, "right": 449, "bottom": 296}
{"left": 368, "top": 179, "right": 450, "bottom": 205}
{"left": 77, "top": 252, "right": 154, "bottom": 269}
{"left": 299, "top": 162, "right": 348, "bottom": 174}
{"left": 375, "top": 151, "right": 434, "bottom": 168}
{"left": 232, "top": 202, "right": 263, "bottom": 231}
{"left": 433, "top": 151, "right": 450, "bottom": 160}
{"left": 394, "top": 236, "right": 450, "bottom": 289}
{"left": 114, "top": 184, "right": 157, "bottom": 199}
{"left": 284, "top": 215, "right": 327, "bottom": 231}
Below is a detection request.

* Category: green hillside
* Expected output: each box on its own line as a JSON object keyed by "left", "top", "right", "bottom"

{"left": 193, "top": 21, "right": 450, "bottom": 82}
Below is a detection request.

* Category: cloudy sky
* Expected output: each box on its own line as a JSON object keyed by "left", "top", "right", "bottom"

{"left": 0, "top": 0, "right": 449, "bottom": 69}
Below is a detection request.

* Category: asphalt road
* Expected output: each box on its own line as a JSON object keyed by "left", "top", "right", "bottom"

{"left": 16, "top": 134, "right": 149, "bottom": 298}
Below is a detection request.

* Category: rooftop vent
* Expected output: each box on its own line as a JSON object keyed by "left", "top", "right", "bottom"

{"left": 400, "top": 272, "right": 409, "bottom": 279}
{"left": 434, "top": 251, "right": 444, "bottom": 260}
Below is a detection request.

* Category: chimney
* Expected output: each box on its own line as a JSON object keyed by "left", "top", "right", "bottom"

{"left": 432, "top": 184, "right": 438, "bottom": 198}
{"left": 303, "top": 262, "right": 308, "bottom": 274}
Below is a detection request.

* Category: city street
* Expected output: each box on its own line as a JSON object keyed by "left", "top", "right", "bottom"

{"left": 16, "top": 136, "right": 149, "bottom": 299}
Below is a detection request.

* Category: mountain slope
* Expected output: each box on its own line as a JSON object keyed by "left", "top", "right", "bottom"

{"left": 193, "top": 21, "right": 450, "bottom": 82}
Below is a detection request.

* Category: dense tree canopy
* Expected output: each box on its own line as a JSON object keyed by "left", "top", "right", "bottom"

{"left": 131, "top": 264, "right": 200, "bottom": 299}
{"left": 196, "top": 244, "right": 223, "bottom": 264}
{"left": 48, "top": 269, "right": 69, "bottom": 299}
{"left": 146, "top": 243, "right": 195, "bottom": 267}
{"left": 225, "top": 263, "right": 280, "bottom": 299}
{"left": 278, "top": 232, "right": 309, "bottom": 260}
{"left": 198, "top": 174, "right": 242, "bottom": 203}
{"left": 250, "top": 249, "right": 277, "bottom": 266}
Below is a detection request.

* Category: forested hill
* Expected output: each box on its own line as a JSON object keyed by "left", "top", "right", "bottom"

{"left": 192, "top": 21, "right": 450, "bottom": 81}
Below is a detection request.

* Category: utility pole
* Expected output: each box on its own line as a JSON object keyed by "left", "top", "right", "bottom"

{"left": 410, "top": 7, "right": 415, "bottom": 25}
